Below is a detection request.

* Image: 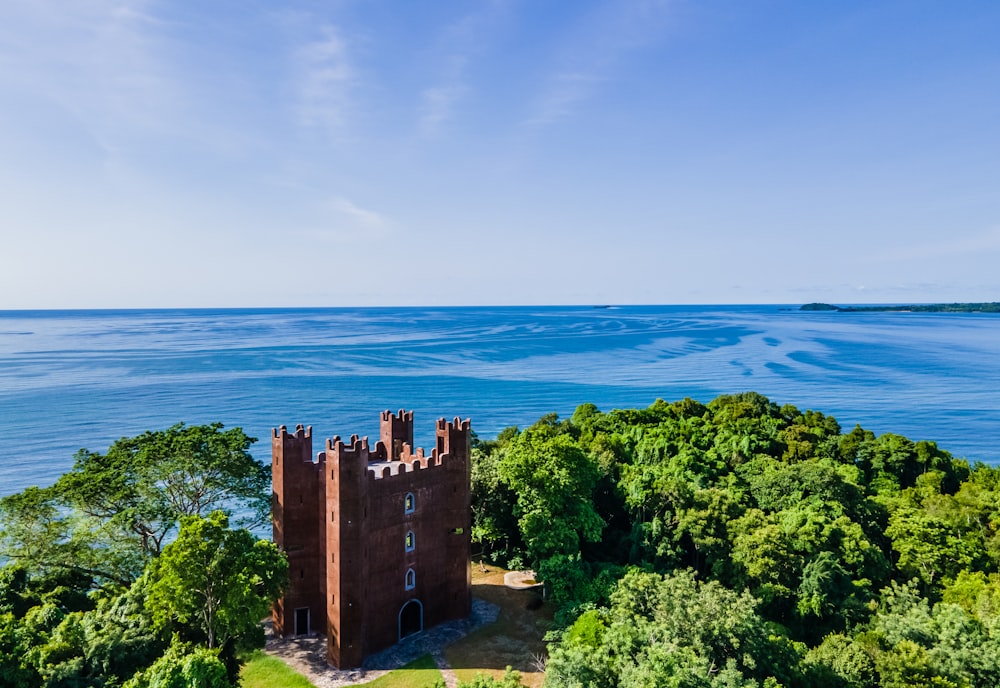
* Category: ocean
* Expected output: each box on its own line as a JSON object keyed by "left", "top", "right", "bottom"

{"left": 1, "top": 305, "right": 998, "bottom": 497}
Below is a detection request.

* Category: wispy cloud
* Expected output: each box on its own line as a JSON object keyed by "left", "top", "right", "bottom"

{"left": 0, "top": 0, "right": 284, "bottom": 174}
{"left": 416, "top": 3, "right": 507, "bottom": 136}
{"left": 330, "top": 197, "right": 386, "bottom": 229}
{"left": 525, "top": 0, "right": 672, "bottom": 127}
{"left": 287, "top": 195, "right": 388, "bottom": 246}
{"left": 527, "top": 72, "right": 607, "bottom": 127}
{"left": 419, "top": 82, "right": 467, "bottom": 136}
{"left": 293, "top": 25, "right": 355, "bottom": 131}
{"left": 0, "top": 0, "right": 184, "bottom": 153}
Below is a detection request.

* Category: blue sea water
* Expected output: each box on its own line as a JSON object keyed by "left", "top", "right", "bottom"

{"left": 0, "top": 305, "right": 998, "bottom": 497}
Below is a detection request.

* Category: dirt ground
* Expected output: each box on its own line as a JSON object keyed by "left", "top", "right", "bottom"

{"left": 444, "top": 564, "right": 553, "bottom": 688}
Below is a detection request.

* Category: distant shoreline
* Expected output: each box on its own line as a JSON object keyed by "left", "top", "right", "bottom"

{"left": 800, "top": 302, "right": 1000, "bottom": 313}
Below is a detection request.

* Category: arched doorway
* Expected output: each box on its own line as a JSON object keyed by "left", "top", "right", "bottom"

{"left": 398, "top": 599, "right": 423, "bottom": 640}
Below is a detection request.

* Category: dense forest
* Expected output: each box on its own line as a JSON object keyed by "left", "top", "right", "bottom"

{"left": 471, "top": 393, "right": 1000, "bottom": 688}
{"left": 0, "top": 424, "right": 287, "bottom": 688}
{"left": 5, "top": 396, "right": 1000, "bottom": 687}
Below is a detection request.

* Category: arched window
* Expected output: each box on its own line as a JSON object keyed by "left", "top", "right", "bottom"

{"left": 404, "top": 492, "right": 415, "bottom": 514}
{"left": 405, "top": 568, "right": 416, "bottom": 590}
{"left": 405, "top": 530, "right": 415, "bottom": 552}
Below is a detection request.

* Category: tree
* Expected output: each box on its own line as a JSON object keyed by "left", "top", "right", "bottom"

{"left": 0, "top": 423, "right": 269, "bottom": 586}
{"left": 123, "top": 642, "right": 230, "bottom": 688}
{"left": 498, "top": 426, "right": 604, "bottom": 566}
{"left": 886, "top": 507, "right": 976, "bottom": 590}
{"left": 145, "top": 511, "right": 286, "bottom": 652}
{"left": 470, "top": 443, "right": 524, "bottom": 567}
{"left": 59, "top": 423, "right": 269, "bottom": 556}
{"left": 546, "top": 569, "right": 803, "bottom": 688}
{"left": 0, "top": 611, "right": 42, "bottom": 688}
{"left": 0, "top": 486, "right": 140, "bottom": 586}
{"left": 26, "top": 573, "right": 168, "bottom": 688}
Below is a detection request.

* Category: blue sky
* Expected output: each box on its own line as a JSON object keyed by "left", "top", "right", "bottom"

{"left": 1, "top": 1, "right": 998, "bottom": 308}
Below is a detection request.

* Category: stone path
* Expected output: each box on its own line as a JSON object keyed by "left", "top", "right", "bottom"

{"left": 430, "top": 648, "right": 457, "bottom": 688}
{"left": 265, "top": 598, "right": 500, "bottom": 688}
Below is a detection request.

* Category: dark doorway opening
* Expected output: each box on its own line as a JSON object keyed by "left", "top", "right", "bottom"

{"left": 294, "top": 607, "right": 310, "bottom": 636}
{"left": 399, "top": 599, "right": 423, "bottom": 639}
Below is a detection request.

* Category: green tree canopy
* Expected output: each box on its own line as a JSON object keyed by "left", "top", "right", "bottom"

{"left": 0, "top": 423, "right": 269, "bottom": 585}
{"left": 497, "top": 424, "right": 605, "bottom": 567}
{"left": 146, "top": 510, "right": 286, "bottom": 652}
{"left": 546, "top": 568, "right": 803, "bottom": 688}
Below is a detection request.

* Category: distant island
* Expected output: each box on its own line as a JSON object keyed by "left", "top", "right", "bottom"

{"left": 800, "top": 301, "right": 1000, "bottom": 313}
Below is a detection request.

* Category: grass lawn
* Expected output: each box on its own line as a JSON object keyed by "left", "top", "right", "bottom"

{"left": 241, "top": 651, "right": 318, "bottom": 688}
{"left": 445, "top": 564, "right": 552, "bottom": 688}
{"left": 241, "top": 651, "right": 443, "bottom": 688}
{"left": 363, "top": 654, "right": 443, "bottom": 688}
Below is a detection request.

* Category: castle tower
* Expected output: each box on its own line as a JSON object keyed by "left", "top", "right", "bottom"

{"left": 436, "top": 417, "right": 473, "bottom": 622}
{"left": 271, "top": 425, "right": 326, "bottom": 638}
{"left": 272, "top": 412, "right": 472, "bottom": 669}
{"left": 325, "top": 433, "right": 371, "bottom": 668}
{"left": 380, "top": 409, "right": 413, "bottom": 460}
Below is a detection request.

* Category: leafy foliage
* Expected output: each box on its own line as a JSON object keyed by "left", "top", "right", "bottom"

{"left": 467, "top": 394, "right": 1000, "bottom": 687}
{"left": 547, "top": 569, "right": 803, "bottom": 687}
{"left": 0, "top": 423, "right": 269, "bottom": 586}
{"left": 123, "top": 642, "right": 230, "bottom": 688}
{"left": 0, "top": 423, "right": 283, "bottom": 688}
{"left": 146, "top": 510, "right": 286, "bottom": 652}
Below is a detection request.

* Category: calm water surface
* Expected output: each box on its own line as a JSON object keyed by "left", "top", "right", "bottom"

{"left": 1, "top": 305, "right": 998, "bottom": 496}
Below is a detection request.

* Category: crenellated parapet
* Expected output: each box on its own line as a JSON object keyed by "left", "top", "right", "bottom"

{"left": 273, "top": 423, "right": 312, "bottom": 441}
{"left": 365, "top": 415, "right": 471, "bottom": 480}
{"left": 327, "top": 434, "right": 372, "bottom": 460}
{"left": 272, "top": 424, "right": 314, "bottom": 466}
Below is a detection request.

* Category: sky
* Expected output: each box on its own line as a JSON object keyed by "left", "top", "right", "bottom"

{"left": 1, "top": 1, "right": 998, "bottom": 308}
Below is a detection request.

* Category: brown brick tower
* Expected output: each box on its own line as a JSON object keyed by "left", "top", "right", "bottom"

{"left": 272, "top": 411, "right": 472, "bottom": 668}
